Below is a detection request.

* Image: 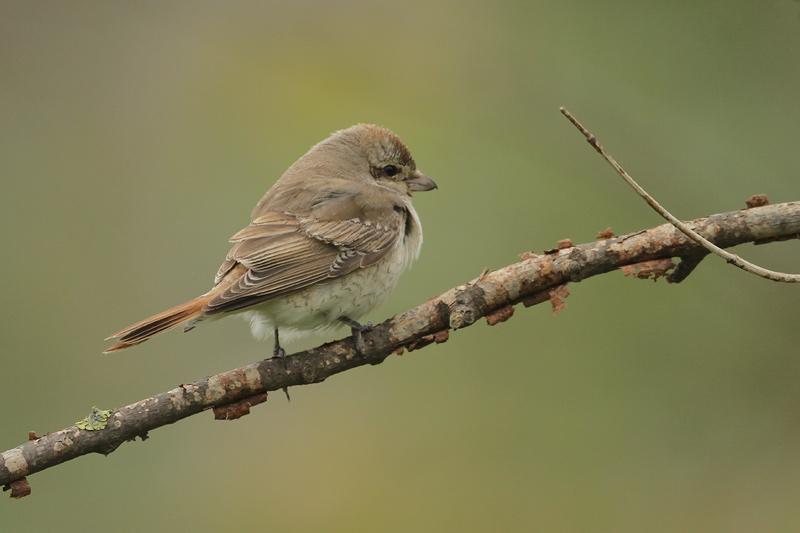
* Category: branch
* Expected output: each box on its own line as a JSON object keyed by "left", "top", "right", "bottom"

{"left": 2, "top": 202, "right": 800, "bottom": 497}
{"left": 560, "top": 107, "right": 800, "bottom": 283}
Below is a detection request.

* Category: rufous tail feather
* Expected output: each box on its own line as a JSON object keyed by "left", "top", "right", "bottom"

{"left": 104, "top": 295, "right": 210, "bottom": 353}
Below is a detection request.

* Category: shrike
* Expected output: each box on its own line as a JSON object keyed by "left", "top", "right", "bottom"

{"left": 106, "top": 124, "right": 436, "bottom": 361}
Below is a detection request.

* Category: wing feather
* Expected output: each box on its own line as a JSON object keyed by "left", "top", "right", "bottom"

{"left": 206, "top": 203, "right": 405, "bottom": 315}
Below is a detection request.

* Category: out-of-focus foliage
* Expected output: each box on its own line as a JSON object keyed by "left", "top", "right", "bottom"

{"left": 1, "top": 1, "right": 799, "bottom": 531}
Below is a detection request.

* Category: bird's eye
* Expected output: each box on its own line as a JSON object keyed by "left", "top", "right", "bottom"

{"left": 382, "top": 165, "right": 399, "bottom": 177}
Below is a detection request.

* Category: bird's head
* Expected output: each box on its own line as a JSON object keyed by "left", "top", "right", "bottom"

{"left": 323, "top": 124, "right": 437, "bottom": 196}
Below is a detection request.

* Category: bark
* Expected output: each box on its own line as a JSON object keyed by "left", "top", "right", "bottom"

{"left": 2, "top": 201, "right": 799, "bottom": 495}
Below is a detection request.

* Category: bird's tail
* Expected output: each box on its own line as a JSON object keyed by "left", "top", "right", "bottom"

{"left": 104, "top": 295, "right": 210, "bottom": 353}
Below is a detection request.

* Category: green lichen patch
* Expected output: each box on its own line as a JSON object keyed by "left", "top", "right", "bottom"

{"left": 75, "top": 407, "right": 113, "bottom": 431}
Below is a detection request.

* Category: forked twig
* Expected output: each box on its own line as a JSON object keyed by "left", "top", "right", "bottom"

{"left": 560, "top": 107, "right": 799, "bottom": 283}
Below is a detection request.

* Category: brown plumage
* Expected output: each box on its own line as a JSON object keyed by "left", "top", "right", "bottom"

{"left": 104, "top": 296, "right": 209, "bottom": 352}
{"left": 105, "top": 124, "right": 436, "bottom": 353}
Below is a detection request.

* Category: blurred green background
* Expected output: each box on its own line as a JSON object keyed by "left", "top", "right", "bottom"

{"left": 2, "top": 1, "right": 799, "bottom": 531}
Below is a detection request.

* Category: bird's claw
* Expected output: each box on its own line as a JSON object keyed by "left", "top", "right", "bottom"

{"left": 339, "top": 317, "right": 373, "bottom": 357}
{"left": 272, "top": 329, "right": 290, "bottom": 402}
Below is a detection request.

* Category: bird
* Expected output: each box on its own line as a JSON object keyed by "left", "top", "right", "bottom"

{"left": 105, "top": 124, "right": 437, "bottom": 366}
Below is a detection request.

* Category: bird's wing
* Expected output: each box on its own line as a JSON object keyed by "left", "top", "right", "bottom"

{"left": 206, "top": 192, "right": 404, "bottom": 315}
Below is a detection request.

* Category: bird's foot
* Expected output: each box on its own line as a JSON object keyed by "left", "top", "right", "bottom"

{"left": 339, "top": 317, "right": 373, "bottom": 356}
{"left": 271, "top": 328, "right": 291, "bottom": 402}
{"left": 272, "top": 345, "right": 286, "bottom": 360}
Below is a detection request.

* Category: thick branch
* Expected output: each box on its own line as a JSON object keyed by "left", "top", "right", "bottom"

{"left": 2, "top": 201, "right": 799, "bottom": 493}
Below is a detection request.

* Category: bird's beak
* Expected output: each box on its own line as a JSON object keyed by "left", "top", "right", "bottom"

{"left": 406, "top": 170, "right": 438, "bottom": 192}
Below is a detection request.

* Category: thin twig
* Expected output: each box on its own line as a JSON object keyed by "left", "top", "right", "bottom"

{"left": 2, "top": 201, "right": 799, "bottom": 497}
{"left": 559, "top": 107, "right": 800, "bottom": 283}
